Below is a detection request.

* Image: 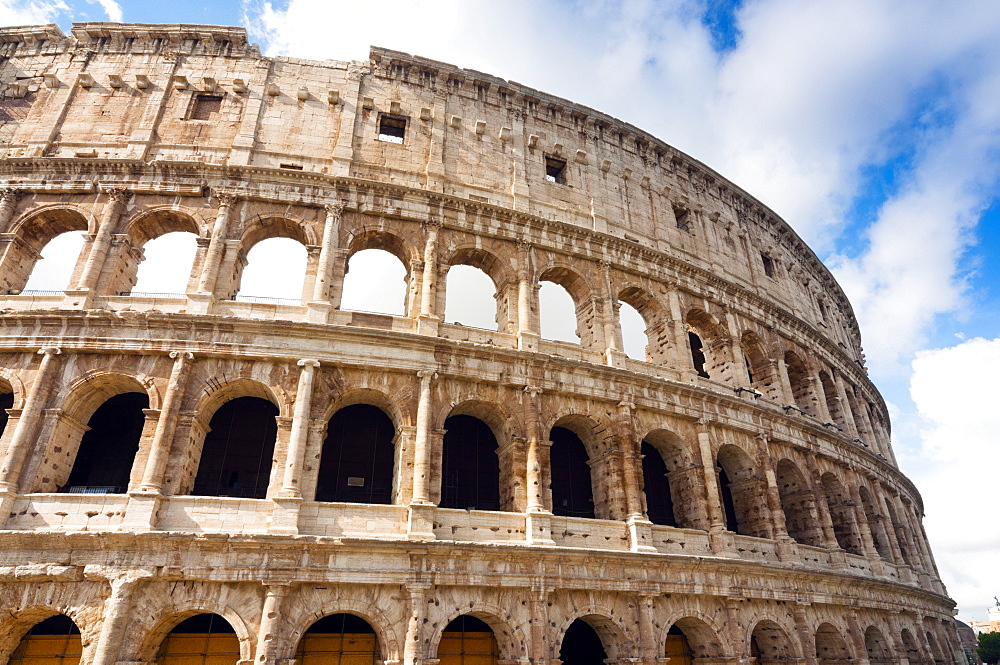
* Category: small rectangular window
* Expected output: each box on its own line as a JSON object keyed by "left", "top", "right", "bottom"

{"left": 673, "top": 205, "right": 690, "bottom": 232}
{"left": 191, "top": 94, "right": 223, "bottom": 120}
{"left": 545, "top": 156, "right": 567, "bottom": 184}
{"left": 761, "top": 253, "right": 774, "bottom": 278}
{"left": 377, "top": 114, "right": 406, "bottom": 143}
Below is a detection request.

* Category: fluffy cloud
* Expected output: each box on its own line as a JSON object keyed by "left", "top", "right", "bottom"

{"left": 87, "top": 0, "right": 122, "bottom": 23}
{"left": 0, "top": 0, "right": 69, "bottom": 25}
{"left": 908, "top": 338, "right": 1000, "bottom": 619}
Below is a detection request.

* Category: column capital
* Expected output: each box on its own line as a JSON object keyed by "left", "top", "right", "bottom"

{"left": 0, "top": 187, "right": 24, "bottom": 204}
{"left": 38, "top": 346, "right": 61, "bottom": 356}
{"left": 417, "top": 369, "right": 437, "bottom": 381}
{"left": 423, "top": 217, "right": 443, "bottom": 230}
{"left": 213, "top": 191, "right": 240, "bottom": 208}
{"left": 100, "top": 186, "right": 130, "bottom": 204}
{"left": 618, "top": 397, "right": 636, "bottom": 412}
{"left": 523, "top": 385, "right": 543, "bottom": 397}
{"left": 168, "top": 350, "right": 194, "bottom": 361}
{"left": 323, "top": 201, "right": 345, "bottom": 217}
{"left": 297, "top": 358, "right": 321, "bottom": 368}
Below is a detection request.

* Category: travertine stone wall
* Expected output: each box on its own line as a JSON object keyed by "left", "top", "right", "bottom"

{"left": 0, "top": 22, "right": 961, "bottom": 665}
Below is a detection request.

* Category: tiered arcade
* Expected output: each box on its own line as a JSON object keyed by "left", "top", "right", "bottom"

{"left": 0, "top": 22, "right": 960, "bottom": 665}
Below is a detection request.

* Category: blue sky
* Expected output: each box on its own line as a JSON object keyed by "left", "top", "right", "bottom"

{"left": 3, "top": 0, "right": 1000, "bottom": 621}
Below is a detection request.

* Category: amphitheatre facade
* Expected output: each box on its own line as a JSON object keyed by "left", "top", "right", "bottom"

{"left": 0, "top": 22, "right": 961, "bottom": 665}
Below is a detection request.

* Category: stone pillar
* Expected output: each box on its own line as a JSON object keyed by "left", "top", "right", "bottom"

{"left": 0, "top": 347, "right": 61, "bottom": 494}
{"left": 756, "top": 434, "right": 796, "bottom": 560}
{"left": 196, "top": 193, "right": 239, "bottom": 295}
{"left": 408, "top": 370, "right": 437, "bottom": 539}
{"left": 637, "top": 593, "right": 659, "bottom": 665}
{"left": 75, "top": 188, "right": 128, "bottom": 293}
{"left": 524, "top": 386, "right": 554, "bottom": 545}
{"left": 846, "top": 614, "right": 872, "bottom": 665}
{"left": 529, "top": 587, "right": 552, "bottom": 665}
{"left": 310, "top": 203, "right": 343, "bottom": 303}
{"left": 254, "top": 584, "right": 289, "bottom": 665}
{"left": 0, "top": 188, "right": 23, "bottom": 229}
{"left": 793, "top": 603, "right": 818, "bottom": 665}
{"left": 725, "top": 598, "right": 749, "bottom": 665}
{"left": 600, "top": 261, "right": 624, "bottom": 367}
{"left": 808, "top": 464, "right": 843, "bottom": 554}
{"left": 90, "top": 570, "right": 155, "bottom": 665}
{"left": 516, "top": 240, "right": 539, "bottom": 351}
{"left": 417, "top": 220, "right": 441, "bottom": 335}
{"left": 279, "top": 359, "right": 320, "bottom": 498}
{"left": 137, "top": 351, "right": 194, "bottom": 493}
{"left": 403, "top": 583, "right": 431, "bottom": 665}
{"left": 695, "top": 424, "right": 726, "bottom": 532}
{"left": 617, "top": 399, "right": 655, "bottom": 552}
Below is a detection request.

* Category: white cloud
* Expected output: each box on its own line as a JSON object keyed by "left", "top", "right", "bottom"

{"left": 0, "top": 0, "right": 69, "bottom": 26}
{"left": 908, "top": 338, "right": 1000, "bottom": 620}
{"left": 88, "top": 0, "right": 122, "bottom": 22}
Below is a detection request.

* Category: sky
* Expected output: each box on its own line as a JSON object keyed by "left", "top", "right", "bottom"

{"left": 2, "top": 0, "right": 1000, "bottom": 622}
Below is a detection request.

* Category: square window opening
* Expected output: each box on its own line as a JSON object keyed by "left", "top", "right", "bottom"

{"left": 191, "top": 94, "right": 223, "bottom": 120}
{"left": 378, "top": 114, "right": 407, "bottom": 144}
{"left": 761, "top": 253, "right": 774, "bottom": 278}
{"left": 545, "top": 156, "right": 567, "bottom": 184}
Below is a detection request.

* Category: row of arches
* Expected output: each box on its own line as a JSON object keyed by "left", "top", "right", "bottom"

{"left": 0, "top": 361, "right": 932, "bottom": 573}
{"left": 5, "top": 606, "right": 957, "bottom": 665}
{"left": 0, "top": 201, "right": 885, "bottom": 457}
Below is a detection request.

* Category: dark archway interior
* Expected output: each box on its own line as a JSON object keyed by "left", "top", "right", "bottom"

{"left": 559, "top": 619, "right": 607, "bottom": 665}
{"left": 192, "top": 396, "right": 278, "bottom": 498}
{"left": 316, "top": 404, "right": 395, "bottom": 504}
{"left": 440, "top": 615, "right": 497, "bottom": 665}
{"left": 9, "top": 614, "right": 81, "bottom": 665}
{"left": 65, "top": 391, "right": 148, "bottom": 493}
{"left": 641, "top": 441, "right": 676, "bottom": 526}
{"left": 688, "top": 331, "right": 708, "bottom": 378}
{"left": 441, "top": 415, "right": 501, "bottom": 511}
{"left": 665, "top": 625, "right": 693, "bottom": 665}
{"left": 549, "top": 427, "right": 595, "bottom": 518}
{"left": 298, "top": 613, "right": 379, "bottom": 665}
{"left": 0, "top": 392, "right": 13, "bottom": 438}
{"left": 718, "top": 467, "right": 740, "bottom": 533}
{"left": 157, "top": 613, "right": 238, "bottom": 665}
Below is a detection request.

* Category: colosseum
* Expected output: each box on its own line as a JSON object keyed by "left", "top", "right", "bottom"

{"left": 0, "top": 21, "right": 961, "bottom": 665}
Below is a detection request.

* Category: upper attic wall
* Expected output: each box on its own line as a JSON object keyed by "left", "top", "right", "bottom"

{"left": 0, "top": 24, "right": 863, "bottom": 357}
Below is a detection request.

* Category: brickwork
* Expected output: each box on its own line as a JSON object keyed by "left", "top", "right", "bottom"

{"left": 0, "top": 22, "right": 962, "bottom": 665}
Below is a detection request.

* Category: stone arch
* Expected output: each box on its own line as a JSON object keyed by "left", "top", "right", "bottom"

{"left": 641, "top": 428, "right": 704, "bottom": 530}
{"left": 548, "top": 415, "right": 605, "bottom": 519}
{"left": 554, "top": 611, "right": 631, "bottom": 662}
{"left": 114, "top": 207, "right": 202, "bottom": 296}
{"left": 133, "top": 604, "right": 255, "bottom": 664}
{"left": 537, "top": 263, "right": 599, "bottom": 348}
{"left": 864, "top": 625, "right": 891, "bottom": 665}
{"left": 440, "top": 405, "right": 503, "bottom": 512}
{"left": 784, "top": 349, "right": 818, "bottom": 416}
{"left": 193, "top": 377, "right": 283, "bottom": 420}
{"left": 749, "top": 618, "right": 799, "bottom": 665}
{"left": 0, "top": 608, "right": 91, "bottom": 665}
{"left": 240, "top": 214, "right": 315, "bottom": 249}
{"left": 2, "top": 205, "right": 93, "bottom": 294}
{"left": 820, "top": 472, "right": 863, "bottom": 555}
{"left": 774, "top": 457, "right": 823, "bottom": 547}
{"left": 925, "top": 627, "right": 945, "bottom": 665}
{"left": 324, "top": 387, "right": 407, "bottom": 432}
{"left": 341, "top": 229, "right": 417, "bottom": 315}
{"left": 685, "top": 309, "right": 733, "bottom": 382}
{"left": 428, "top": 606, "right": 525, "bottom": 664}
{"left": 0, "top": 368, "right": 26, "bottom": 410}
{"left": 814, "top": 622, "right": 853, "bottom": 665}
{"left": 278, "top": 599, "right": 402, "bottom": 664}
{"left": 441, "top": 248, "right": 505, "bottom": 331}
{"left": 617, "top": 285, "right": 668, "bottom": 363}
{"left": 660, "top": 613, "right": 727, "bottom": 660}
{"left": 716, "top": 443, "right": 770, "bottom": 538}
{"left": 31, "top": 371, "right": 156, "bottom": 493}
{"left": 857, "top": 485, "right": 893, "bottom": 561}
{"left": 900, "top": 628, "right": 923, "bottom": 665}
{"left": 817, "top": 370, "right": 845, "bottom": 428}
{"left": 741, "top": 331, "right": 782, "bottom": 401}
{"left": 882, "top": 495, "right": 914, "bottom": 566}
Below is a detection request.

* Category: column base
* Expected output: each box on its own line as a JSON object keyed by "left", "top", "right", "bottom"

{"left": 186, "top": 292, "right": 215, "bottom": 314}
{"left": 776, "top": 536, "right": 802, "bottom": 565}
{"left": 121, "top": 490, "right": 164, "bottom": 531}
{"left": 270, "top": 495, "right": 303, "bottom": 535}
{"left": 605, "top": 348, "right": 628, "bottom": 368}
{"left": 63, "top": 288, "right": 92, "bottom": 309}
{"left": 525, "top": 510, "right": 555, "bottom": 546}
{"left": 417, "top": 314, "right": 440, "bottom": 336}
{"left": 626, "top": 516, "right": 657, "bottom": 552}
{"left": 306, "top": 301, "right": 333, "bottom": 324}
{"left": 0, "top": 487, "right": 19, "bottom": 529}
{"left": 517, "top": 331, "right": 540, "bottom": 352}
{"left": 407, "top": 502, "right": 437, "bottom": 541}
{"left": 708, "top": 527, "right": 739, "bottom": 557}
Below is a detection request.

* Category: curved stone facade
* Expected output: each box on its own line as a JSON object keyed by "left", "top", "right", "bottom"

{"left": 0, "top": 21, "right": 959, "bottom": 665}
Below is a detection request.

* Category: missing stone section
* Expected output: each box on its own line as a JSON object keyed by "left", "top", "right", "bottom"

{"left": 761, "top": 253, "right": 775, "bottom": 278}
{"left": 191, "top": 93, "right": 223, "bottom": 120}
{"left": 545, "top": 155, "right": 567, "bottom": 184}
{"left": 377, "top": 114, "right": 407, "bottom": 143}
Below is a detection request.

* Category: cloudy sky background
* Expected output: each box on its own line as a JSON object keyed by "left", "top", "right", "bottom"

{"left": 3, "top": 0, "right": 999, "bottom": 622}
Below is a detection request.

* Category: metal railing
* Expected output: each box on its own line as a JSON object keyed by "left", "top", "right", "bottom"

{"left": 233, "top": 294, "right": 302, "bottom": 306}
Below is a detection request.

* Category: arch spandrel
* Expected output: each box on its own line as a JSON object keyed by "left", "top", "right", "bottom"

{"left": 277, "top": 592, "right": 404, "bottom": 664}
{"left": 658, "top": 611, "right": 729, "bottom": 660}
{"left": 129, "top": 602, "right": 256, "bottom": 664}
{"left": 0, "top": 607, "right": 92, "bottom": 665}
{"left": 426, "top": 606, "right": 527, "bottom": 665}
{"left": 121, "top": 206, "right": 202, "bottom": 246}
{"left": 551, "top": 610, "right": 634, "bottom": 662}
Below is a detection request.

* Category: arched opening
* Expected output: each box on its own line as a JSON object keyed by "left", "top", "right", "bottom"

{"left": 438, "top": 615, "right": 498, "bottom": 665}
{"left": 549, "top": 426, "right": 594, "bottom": 518}
{"left": 9, "top": 614, "right": 82, "bottom": 665}
{"left": 784, "top": 350, "right": 817, "bottom": 416}
{"left": 155, "top": 613, "right": 239, "bottom": 665}
{"left": 192, "top": 396, "right": 278, "bottom": 498}
{"left": 864, "top": 627, "right": 890, "bottom": 665}
{"left": 821, "top": 473, "right": 862, "bottom": 555}
{"left": 441, "top": 415, "right": 501, "bottom": 511}
{"left": 132, "top": 232, "right": 199, "bottom": 295}
{"left": 883, "top": 498, "right": 913, "bottom": 565}
{"left": 664, "top": 624, "right": 694, "bottom": 665}
{"left": 814, "top": 623, "right": 852, "bottom": 665}
{"left": 444, "top": 265, "right": 498, "bottom": 331}
{"left": 817, "top": 371, "right": 845, "bottom": 428}
{"left": 539, "top": 281, "right": 579, "bottom": 343}
{"left": 22, "top": 231, "right": 86, "bottom": 293}
{"left": 687, "top": 330, "right": 708, "bottom": 378}
{"left": 316, "top": 404, "right": 395, "bottom": 505}
{"left": 774, "top": 458, "right": 823, "bottom": 546}
{"left": 741, "top": 332, "right": 780, "bottom": 400}
{"left": 559, "top": 619, "right": 608, "bottom": 665}
{"left": 340, "top": 248, "right": 408, "bottom": 316}
{"left": 63, "top": 392, "right": 148, "bottom": 493}
{"left": 236, "top": 237, "right": 308, "bottom": 302}
{"left": 643, "top": 430, "right": 706, "bottom": 530}
{"left": 926, "top": 630, "right": 945, "bottom": 665}
{"left": 900, "top": 629, "right": 922, "bottom": 665}
{"left": 686, "top": 310, "right": 731, "bottom": 382}
{"left": 717, "top": 445, "right": 769, "bottom": 538}
{"left": 641, "top": 441, "right": 676, "bottom": 527}
{"left": 858, "top": 486, "right": 893, "bottom": 560}
{"left": 750, "top": 621, "right": 795, "bottom": 665}
{"left": 296, "top": 613, "right": 380, "bottom": 665}
{"left": 0, "top": 379, "right": 14, "bottom": 439}
{"left": 618, "top": 301, "right": 648, "bottom": 361}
